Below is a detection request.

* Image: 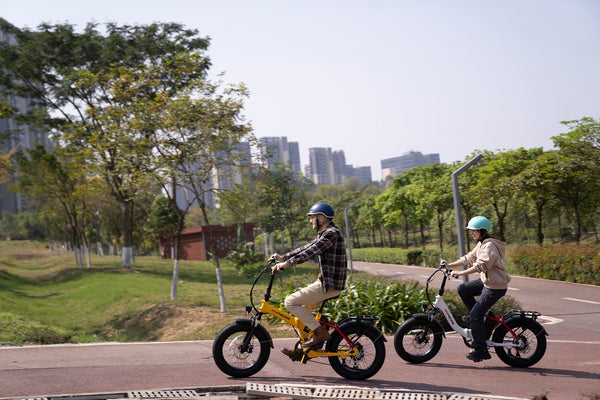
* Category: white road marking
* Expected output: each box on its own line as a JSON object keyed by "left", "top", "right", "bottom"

{"left": 508, "top": 287, "right": 520, "bottom": 291}
{"left": 537, "top": 315, "right": 563, "bottom": 325}
{"left": 548, "top": 339, "right": 600, "bottom": 345}
{"left": 564, "top": 297, "right": 600, "bottom": 305}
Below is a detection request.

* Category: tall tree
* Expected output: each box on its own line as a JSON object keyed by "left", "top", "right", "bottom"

{"left": 548, "top": 118, "right": 600, "bottom": 243}
{"left": 377, "top": 173, "right": 416, "bottom": 248}
{"left": 12, "top": 145, "right": 93, "bottom": 266}
{"left": 253, "top": 163, "right": 312, "bottom": 249}
{"left": 149, "top": 77, "right": 254, "bottom": 308}
{"left": 513, "top": 148, "right": 549, "bottom": 244}
{"left": 0, "top": 19, "right": 211, "bottom": 267}
{"left": 472, "top": 149, "right": 538, "bottom": 241}
{"left": 413, "top": 163, "right": 454, "bottom": 253}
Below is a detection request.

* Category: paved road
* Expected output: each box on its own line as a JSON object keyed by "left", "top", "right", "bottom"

{"left": 1, "top": 262, "right": 599, "bottom": 400}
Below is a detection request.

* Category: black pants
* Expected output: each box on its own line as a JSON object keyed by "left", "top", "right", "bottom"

{"left": 457, "top": 278, "right": 506, "bottom": 349}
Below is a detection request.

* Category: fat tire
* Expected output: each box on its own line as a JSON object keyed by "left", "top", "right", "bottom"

{"left": 492, "top": 318, "right": 547, "bottom": 368}
{"left": 394, "top": 316, "right": 444, "bottom": 363}
{"left": 327, "top": 322, "right": 386, "bottom": 380}
{"left": 212, "top": 322, "right": 271, "bottom": 377}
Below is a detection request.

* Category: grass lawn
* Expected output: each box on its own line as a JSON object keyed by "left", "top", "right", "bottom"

{"left": 0, "top": 240, "right": 313, "bottom": 345}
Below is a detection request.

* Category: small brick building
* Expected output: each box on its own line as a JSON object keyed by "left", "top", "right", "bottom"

{"left": 160, "top": 223, "right": 255, "bottom": 261}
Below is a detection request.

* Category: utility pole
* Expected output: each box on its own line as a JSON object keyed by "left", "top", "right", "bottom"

{"left": 344, "top": 199, "right": 361, "bottom": 274}
{"left": 451, "top": 154, "right": 483, "bottom": 282}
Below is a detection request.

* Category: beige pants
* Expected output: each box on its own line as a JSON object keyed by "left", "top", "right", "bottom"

{"left": 284, "top": 280, "right": 342, "bottom": 331}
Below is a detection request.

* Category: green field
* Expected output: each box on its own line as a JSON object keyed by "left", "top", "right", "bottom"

{"left": 0, "top": 240, "right": 309, "bottom": 345}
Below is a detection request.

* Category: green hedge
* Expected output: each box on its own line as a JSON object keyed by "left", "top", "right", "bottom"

{"left": 351, "top": 247, "right": 447, "bottom": 267}
{"left": 511, "top": 243, "right": 600, "bottom": 285}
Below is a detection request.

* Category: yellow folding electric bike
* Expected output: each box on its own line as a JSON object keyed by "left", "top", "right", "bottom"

{"left": 212, "top": 257, "right": 386, "bottom": 380}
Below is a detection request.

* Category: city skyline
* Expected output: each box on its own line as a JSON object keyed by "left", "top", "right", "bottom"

{"left": 3, "top": 1, "right": 598, "bottom": 181}
{"left": 260, "top": 136, "right": 439, "bottom": 185}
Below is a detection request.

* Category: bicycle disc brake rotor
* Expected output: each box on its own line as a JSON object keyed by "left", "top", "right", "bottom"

{"left": 228, "top": 335, "right": 253, "bottom": 359}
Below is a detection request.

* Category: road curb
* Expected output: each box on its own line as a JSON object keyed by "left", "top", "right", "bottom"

{"left": 0, "top": 383, "right": 529, "bottom": 400}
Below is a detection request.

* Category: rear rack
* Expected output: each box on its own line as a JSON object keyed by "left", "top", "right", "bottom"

{"left": 502, "top": 310, "right": 541, "bottom": 320}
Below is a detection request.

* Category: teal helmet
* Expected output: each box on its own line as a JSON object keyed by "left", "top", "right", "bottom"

{"left": 466, "top": 216, "right": 491, "bottom": 231}
{"left": 307, "top": 202, "right": 334, "bottom": 219}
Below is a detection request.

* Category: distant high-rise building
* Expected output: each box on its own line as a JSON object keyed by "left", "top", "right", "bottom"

{"left": 380, "top": 151, "right": 440, "bottom": 180}
{"left": 0, "top": 26, "right": 52, "bottom": 215}
{"left": 260, "top": 136, "right": 301, "bottom": 175}
{"left": 352, "top": 166, "right": 372, "bottom": 185}
{"left": 307, "top": 147, "right": 335, "bottom": 185}
{"left": 175, "top": 141, "right": 253, "bottom": 210}
{"left": 306, "top": 147, "right": 372, "bottom": 186}
{"left": 332, "top": 150, "right": 347, "bottom": 185}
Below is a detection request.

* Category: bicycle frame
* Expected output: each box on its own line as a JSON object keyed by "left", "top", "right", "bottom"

{"left": 255, "top": 299, "right": 358, "bottom": 359}
{"left": 429, "top": 263, "right": 524, "bottom": 349}
{"left": 244, "top": 263, "right": 359, "bottom": 360}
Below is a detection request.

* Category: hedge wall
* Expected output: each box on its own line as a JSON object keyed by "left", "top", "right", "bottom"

{"left": 511, "top": 243, "right": 600, "bottom": 286}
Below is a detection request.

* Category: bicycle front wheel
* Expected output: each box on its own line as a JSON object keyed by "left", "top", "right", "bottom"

{"left": 212, "top": 322, "right": 271, "bottom": 377}
{"left": 327, "top": 322, "right": 386, "bottom": 380}
{"left": 394, "top": 316, "right": 443, "bottom": 363}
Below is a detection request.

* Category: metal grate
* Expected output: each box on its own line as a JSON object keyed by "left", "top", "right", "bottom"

{"left": 245, "top": 383, "right": 527, "bottom": 400}
{"left": 313, "top": 388, "right": 380, "bottom": 399}
{"left": 378, "top": 393, "right": 447, "bottom": 400}
{"left": 10, "top": 398, "right": 49, "bottom": 400}
{"left": 246, "top": 383, "right": 313, "bottom": 399}
{"left": 128, "top": 390, "right": 200, "bottom": 398}
{"left": 448, "top": 396, "right": 517, "bottom": 400}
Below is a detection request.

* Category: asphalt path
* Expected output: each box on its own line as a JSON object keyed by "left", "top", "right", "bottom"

{"left": 1, "top": 261, "right": 599, "bottom": 400}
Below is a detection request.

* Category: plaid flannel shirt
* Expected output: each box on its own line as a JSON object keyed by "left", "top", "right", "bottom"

{"left": 283, "top": 222, "right": 347, "bottom": 292}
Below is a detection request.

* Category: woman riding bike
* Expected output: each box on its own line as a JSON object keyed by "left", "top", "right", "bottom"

{"left": 444, "top": 216, "right": 511, "bottom": 363}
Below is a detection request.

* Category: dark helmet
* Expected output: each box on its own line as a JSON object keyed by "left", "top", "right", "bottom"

{"left": 307, "top": 202, "right": 334, "bottom": 219}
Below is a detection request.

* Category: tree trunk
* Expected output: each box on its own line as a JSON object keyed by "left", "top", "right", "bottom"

{"left": 171, "top": 259, "right": 180, "bottom": 300}
{"left": 437, "top": 218, "right": 444, "bottom": 253}
{"left": 121, "top": 199, "right": 134, "bottom": 268}
{"left": 200, "top": 202, "right": 226, "bottom": 313}
{"left": 536, "top": 206, "right": 545, "bottom": 245}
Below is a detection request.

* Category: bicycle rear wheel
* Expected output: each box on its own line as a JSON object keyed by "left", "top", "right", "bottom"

{"left": 492, "top": 318, "right": 547, "bottom": 368}
{"left": 327, "top": 322, "right": 386, "bottom": 380}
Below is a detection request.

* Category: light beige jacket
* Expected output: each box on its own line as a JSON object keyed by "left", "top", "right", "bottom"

{"left": 458, "top": 238, "right": 511, "bottom": 289}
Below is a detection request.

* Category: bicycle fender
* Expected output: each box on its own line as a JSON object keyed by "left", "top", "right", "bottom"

{"left": 233, "top": 318, "right": 274, "bottom": 348}
{"left": 408, "top": 313, "right": 446, "bottom": 338}
{"left": 337, "top": 320, "right": 388, "bottom": 343}
{"left": 502, "top": 313, "right": 549, "bottom": 336}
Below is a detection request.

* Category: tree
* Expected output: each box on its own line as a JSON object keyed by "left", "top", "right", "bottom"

{"left": 0, "top": 19, "right": 211, "bottom": 267}
{"left": 413, "top": 164, "right": 454, "bottom": 253}
{"left": 252, "top": 163, "right": 312, "bottom": 249}
{"left": 147, "top": 75, "right": 254, "bottom": 308}
{"left": 514, "top": 148, "right": 550, "bottom": 244}
{"left": 472, "top": 149, "right": 538, "bottom": 241}
{"left": 147, "top": 195, "right": 180, "bottom": 256}
{"left": 548, "top": 118, "right": 600, "bottom": 243}
{"left": 376, "top": 173, "right": 416, "bottom": 248}
{"left": 12, "top": 145, "right": 93, "bottom": 266}
{"left": 0, "top": 149, "right": 14, "bottom": 187}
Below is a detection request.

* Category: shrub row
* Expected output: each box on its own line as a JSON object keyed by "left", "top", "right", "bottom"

{"left": 511, "top": 243, "right": 600, "bottom": 285}
{"left": 351, "top": 247, "right": 449, "bottom": 267}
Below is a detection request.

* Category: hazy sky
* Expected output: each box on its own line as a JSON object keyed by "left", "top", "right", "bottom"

{"left": 3, "top": 0, "right": 599, "bottom": 180}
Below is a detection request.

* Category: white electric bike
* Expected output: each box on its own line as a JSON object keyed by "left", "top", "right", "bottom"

{"left": 394, "top": 262, "right": 548, "bottom": 368}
